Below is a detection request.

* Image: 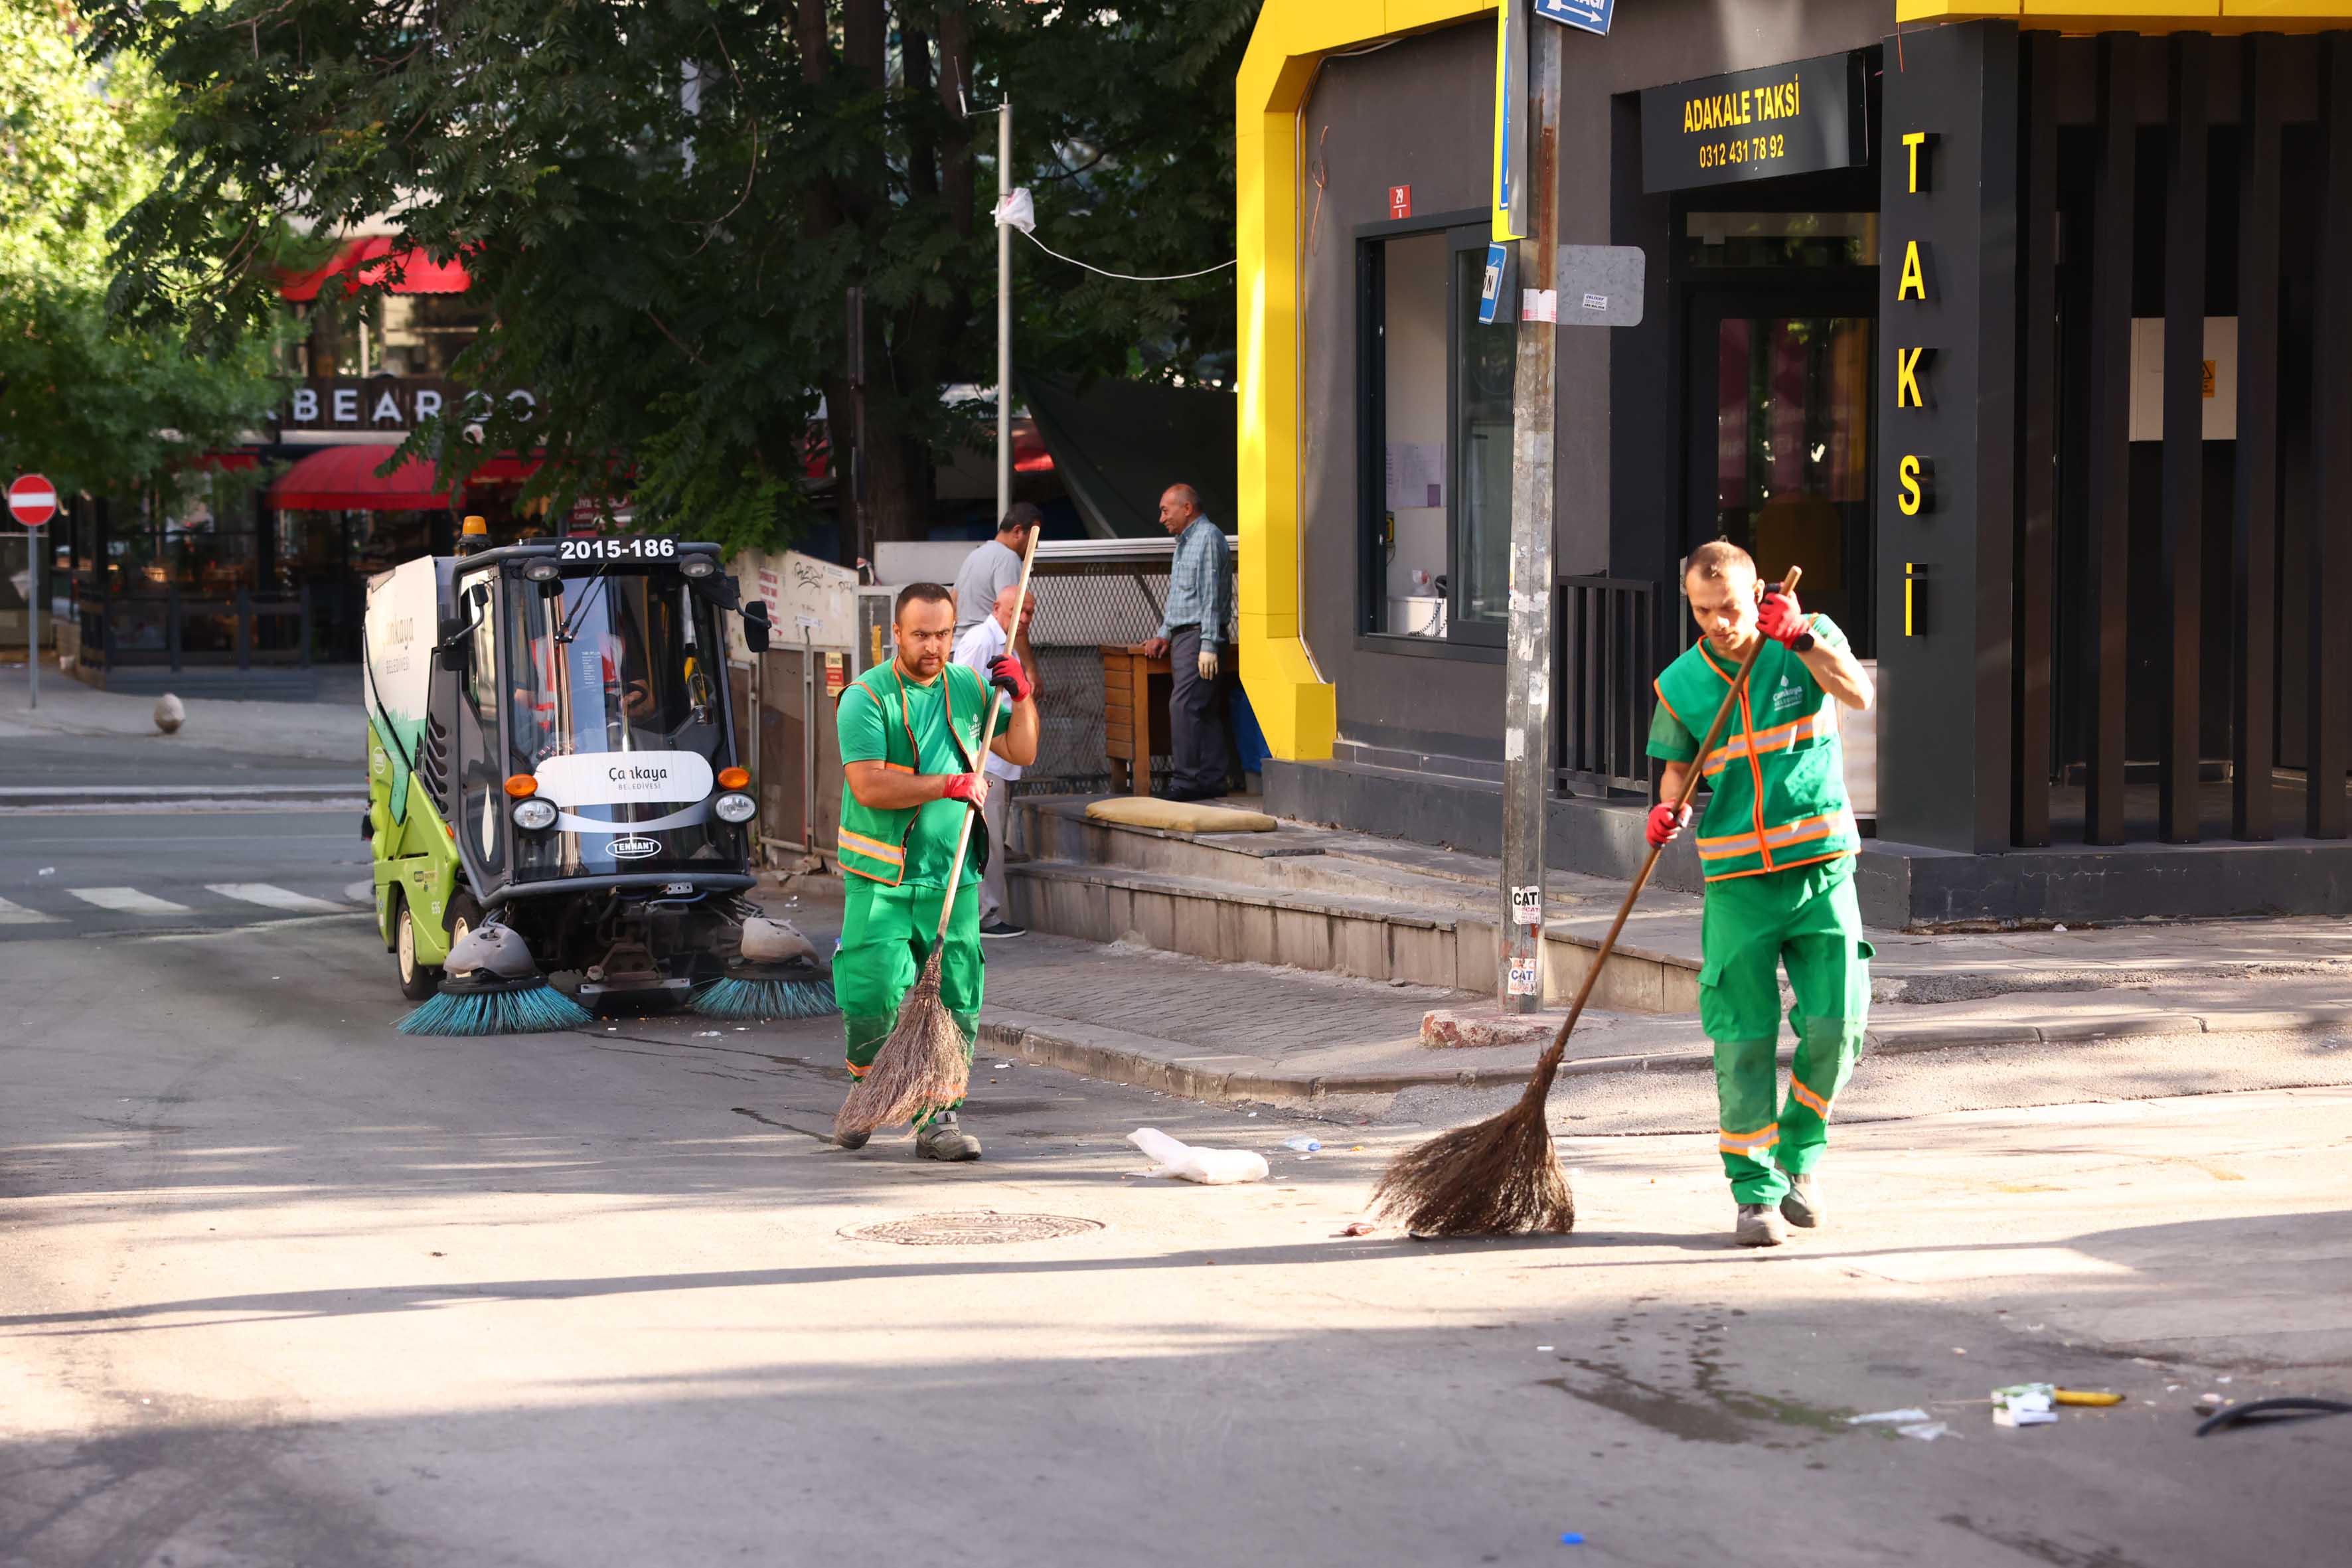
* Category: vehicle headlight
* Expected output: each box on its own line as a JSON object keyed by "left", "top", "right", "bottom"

{"left": 679, "top": 554, "right": 717, "bottom": 579}
{"left": 713, "top": 792, "right": 757, "bottom": 824}
{"left": 522, "top": 558, "right": 562, "bottom": 582}
{"left": 512, "top": 797, "right": 558, "bottom": 831}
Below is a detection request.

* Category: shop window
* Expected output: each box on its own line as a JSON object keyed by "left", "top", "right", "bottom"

{"left": 1359, "top": 220, "right": 1514, "bottom": 648}
{"left": 1684, "top": 212, "right": 1879, "bottom": 271}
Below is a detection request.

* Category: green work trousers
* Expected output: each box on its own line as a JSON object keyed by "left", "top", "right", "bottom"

{"left": 1697, "top": 860, "right": 1873, "bottom": 1205}
{"left": 836, "top": 878, "right": 984, "bottom": 1121}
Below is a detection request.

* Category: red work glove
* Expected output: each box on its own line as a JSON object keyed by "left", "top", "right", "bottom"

{"left": 1645, "top": 802, "right": 1691, "bottom": 848}
{"left": 941, "top": 773, "right": 988, "bottom": 807}
{"left": 986, "top": 653, "right": 1034, "bottom": 703}
{"left": 1757, "top": 586, "right": 1816, "bottom": 651}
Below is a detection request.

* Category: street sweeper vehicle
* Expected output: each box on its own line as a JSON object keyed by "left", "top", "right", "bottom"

{"left": 362, "top": 528, "right": 832, "bottom": 1034}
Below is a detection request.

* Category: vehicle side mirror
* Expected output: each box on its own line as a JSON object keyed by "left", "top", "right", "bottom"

{"left": 436, "top": 642, "right": 469, "bottom": 674}
{"left": 744, "top": 600, "right": 771, "bottom": 655}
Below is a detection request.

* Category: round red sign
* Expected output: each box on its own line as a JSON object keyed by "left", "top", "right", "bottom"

{"left": 8, "top": 473, "right": 58, "bottom": 528}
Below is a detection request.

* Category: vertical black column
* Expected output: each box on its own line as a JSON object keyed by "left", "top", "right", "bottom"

{"left": 2083, "top": 35, "right": 2138, "bottom": 846}
{"left": 2311, "top": 33, "right": 2352, "bottom": 839}
{"left": 2014, "top": 31, "right": 2059, "bottom": 849}
{"left": 2233, "top": 35, "right": 2283, "bottom": 842}
{"left": 1876, "top": 20, "right": 2020, "bottom": 856}
{"left": 2159, "top": 35, "right": 2209, "bottom": 843}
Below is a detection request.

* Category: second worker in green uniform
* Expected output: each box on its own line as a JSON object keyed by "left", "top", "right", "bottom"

{"left": 834, "top": 581, "right": 1039, "bottom": 1161}
{"left": 1646, "top": 541, "right": 1877, "bottom": 1247}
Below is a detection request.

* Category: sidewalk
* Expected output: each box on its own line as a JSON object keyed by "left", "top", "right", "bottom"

{"left": 0, "top": 661, "right": 360, "bottom": 763}
{"left": 765, "top": 879, "right": 2352, "bottom": 1106}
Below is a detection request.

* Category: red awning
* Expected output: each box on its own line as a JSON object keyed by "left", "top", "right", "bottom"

{"left": 279, "top": 236, "right": 472, "bottom": 302}
{"left": 268, "top": 446, "right": 453, "bottom": 510}
{"left": 266, "top": 446, "right": 545, "bottom": 510}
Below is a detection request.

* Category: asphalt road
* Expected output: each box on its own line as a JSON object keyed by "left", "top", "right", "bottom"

{"left": 3, "top": 899, "right": 2349, "bottom": 1565}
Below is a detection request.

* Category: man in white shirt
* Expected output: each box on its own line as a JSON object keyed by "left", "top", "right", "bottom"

{"left": 953, "top": 503, "right": 1042, "bottom": 639}
{"left": 952, "top": 583, "right": 1041, "bottom": 937}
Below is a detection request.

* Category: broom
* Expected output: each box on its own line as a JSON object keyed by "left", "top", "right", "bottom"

{"left": 832, "top": 525, "right": 1042, "bottom": 1141}
{"left": 1370, "top": 566, "right": 1801, "bottom": 1237}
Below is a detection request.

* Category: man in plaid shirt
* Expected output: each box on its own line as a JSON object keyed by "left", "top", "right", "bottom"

{"left": 1138, "top": 483, "right": 1234, "bottom": 802}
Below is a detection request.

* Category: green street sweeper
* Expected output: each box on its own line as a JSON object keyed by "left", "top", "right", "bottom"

{"left": 363, "top": 526, "right": 832, "bottom": 1032}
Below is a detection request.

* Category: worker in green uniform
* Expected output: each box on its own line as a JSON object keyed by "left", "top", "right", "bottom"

{"left": 1646, "top": 541, "right": 1876, "bottom": 1247}
{"left": 834, "top": 581, "right": 1039, "bottom": 1160}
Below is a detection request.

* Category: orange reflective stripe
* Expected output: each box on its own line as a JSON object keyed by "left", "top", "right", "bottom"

{"left": 1654, "top": 680, "right": 1686, "bottom": 728}
{"left": 1718, "top": 1124, "right": 1780, "bottom": 1153}
{"left": 838, "top": 827, "right": 905, "bottom": 864}
{"left": 1790, "top": 1078, "right": 1831, "bottom": 1116}
{"left": 844, "top": 1058, "right": 870, "bottom": 1078}
{"left": 1696, "top": 832, "right": 1763, "bottom": 860}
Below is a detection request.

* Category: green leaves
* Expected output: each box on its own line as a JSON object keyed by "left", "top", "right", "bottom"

{"left": 0, "top": 0, "right": 280, "bottom": 499}
{"left": 85, "top": 0, "right": 1261, "bottom": 546}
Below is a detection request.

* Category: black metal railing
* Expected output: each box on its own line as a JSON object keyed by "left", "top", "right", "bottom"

{"left": 76, "top": 586, "right": 313, "bottom": 673}
{"left": 1554, "top": 574, "right": 1659, "bottom": 798}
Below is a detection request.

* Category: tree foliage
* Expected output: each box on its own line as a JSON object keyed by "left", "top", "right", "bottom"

{"left": 86, "top": 0, "right": 1259, "bottom": 552}
{"left": 0, "top": 0, "right": 280, "bottom": 499}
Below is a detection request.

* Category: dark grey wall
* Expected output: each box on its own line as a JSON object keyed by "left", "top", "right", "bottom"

{"left": 1296, "top": 2, "right": 1889, "bottom": 765}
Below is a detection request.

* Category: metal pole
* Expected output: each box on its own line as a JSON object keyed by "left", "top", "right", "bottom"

{"left": 996, "top": 100, "right": 1014, "bottom": 524}
{"left": 27, "top": 526, "right": 39, "bottom": 711}
{"left": 1498, "top": 22, "right": 1561, "bottom": 1014}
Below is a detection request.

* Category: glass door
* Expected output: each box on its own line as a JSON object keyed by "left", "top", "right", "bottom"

{"left": 1685, "top": 290, "right": 1876, "bottom": 654}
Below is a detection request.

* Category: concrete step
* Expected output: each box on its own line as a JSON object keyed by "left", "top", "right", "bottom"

{"left": 1003, "top": 856, "right": 1699, "bottom": 1015}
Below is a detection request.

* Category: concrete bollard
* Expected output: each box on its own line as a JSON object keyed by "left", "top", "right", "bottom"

{"left": 154, "top": 694, "right": 185, "bottom": 735}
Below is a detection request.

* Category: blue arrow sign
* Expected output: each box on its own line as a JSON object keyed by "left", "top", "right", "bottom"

{"left": 1534, "top": 0, "right": 1612, "bottom": 36}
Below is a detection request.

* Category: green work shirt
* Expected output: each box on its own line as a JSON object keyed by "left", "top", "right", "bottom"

{"left": 1646, "top": 613, "right": 1859, "bottom": 883}
{"left": 836, "top": 661, "right": 1012, "bottom": 888}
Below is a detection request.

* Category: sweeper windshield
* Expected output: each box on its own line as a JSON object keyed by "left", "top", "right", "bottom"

{"left": 505, "top": 570, "right": 736, "bottom": 877}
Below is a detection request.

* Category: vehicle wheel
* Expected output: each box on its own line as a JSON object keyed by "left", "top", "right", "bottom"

{"left": 396, "top": 894, "right": 443, "bottom": 1002}
{"left": 446, "top": 890, "right": 483, "bottom": 953}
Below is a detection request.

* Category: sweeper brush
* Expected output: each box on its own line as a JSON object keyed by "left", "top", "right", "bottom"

{"left": 1372, "top": 567, "right": 1800, "bottom": 1237}
{"left": 692, "top": 914, "right": 838, "bottom": 1020}
{"left": 395, "top": 924, "right": 591, "bottom": 1037}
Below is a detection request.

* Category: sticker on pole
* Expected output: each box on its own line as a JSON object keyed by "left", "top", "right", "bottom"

{"left": 1511, "top": 885, "right": 1543, "bottom": 925}
{"left": 1507, "top": 957, "right": 1541, "bottom": 997}
{"left": 8, "top": 474, "right": 58, "bottom": 529}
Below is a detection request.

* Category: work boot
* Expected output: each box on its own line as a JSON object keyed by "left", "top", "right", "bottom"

{"left": 1780, "top": 1173, "right": 1823, "bottom": 1229}
{"left": 915, "top": 1109, "right": 982, "bottom": 1162}
{"left": 1734, "top": 1203, "right": 1787, "bottom": 1248}
{"left": 834, "top": 1128, "right": 870, "bottom": 1151}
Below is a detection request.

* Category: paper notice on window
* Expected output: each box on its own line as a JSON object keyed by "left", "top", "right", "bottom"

{"left": 1385, "top": 441, "right": 1447, "bottom": 510}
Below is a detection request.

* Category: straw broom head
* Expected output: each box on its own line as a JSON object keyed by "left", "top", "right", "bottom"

{"left": 832, "top": 949, "right": 972, "bottom": 1139}
{"left": 1369, "top": 1069, "right": 1575, "bottom": 1236}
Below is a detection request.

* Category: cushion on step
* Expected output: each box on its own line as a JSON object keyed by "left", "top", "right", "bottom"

{"left": 1085, "top": 797, "right": 1277, "bottom": 834}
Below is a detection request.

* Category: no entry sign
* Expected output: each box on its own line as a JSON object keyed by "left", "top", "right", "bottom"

{"left": 9, "top": 473, "right": 58, "bottom": 528}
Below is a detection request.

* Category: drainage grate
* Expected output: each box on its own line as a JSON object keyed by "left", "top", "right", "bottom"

{"left": 843, "top": 1211, "right": 1105, "bottom": 1247}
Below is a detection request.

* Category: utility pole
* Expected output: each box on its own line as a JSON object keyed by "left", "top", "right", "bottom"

{"left": 1498, "top": 21, "right": 1561, "bottom": 1013}
{"left": 996, "top": 98, "right": 1014, "bottom": 524}
{"left": 845, "top": 287, "right": 868, "bottom": 568}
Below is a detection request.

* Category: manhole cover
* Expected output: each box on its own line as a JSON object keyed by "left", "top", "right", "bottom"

{"left": 843, "top": 1212, "right": 1104, "bottom": 1247}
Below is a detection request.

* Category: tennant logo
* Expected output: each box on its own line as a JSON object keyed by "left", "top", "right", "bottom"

{"left": 608, "top": 836, "right": 661, "bottom": 859}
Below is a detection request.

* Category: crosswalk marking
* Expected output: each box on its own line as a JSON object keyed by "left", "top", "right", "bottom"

{"left": 206, "top": 883, "right": 348, "bottom": 914}
{"left": 0, "top": 896, "right": 61, "bottom": 925}
{"left": 68, "top": 888, "right": 194, "bottom": 915}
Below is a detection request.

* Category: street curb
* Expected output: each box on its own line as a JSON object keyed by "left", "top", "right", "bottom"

{"left": 980, "top": 1004, "right": 2352, "bottom": 1106}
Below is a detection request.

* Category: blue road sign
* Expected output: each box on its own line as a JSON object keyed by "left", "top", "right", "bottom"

{"left": 1534, "top": 0, "right": 1612, "bottom": 37}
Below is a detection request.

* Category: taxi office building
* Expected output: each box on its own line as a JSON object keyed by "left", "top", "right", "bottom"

{"left": 1235, "top": 1, "right": 2352, "bottom": 925}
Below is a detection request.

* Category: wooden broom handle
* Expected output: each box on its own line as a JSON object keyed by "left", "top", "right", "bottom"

{"left": 931, "top": 524, "right": 1044, "bottom": 942}
{"left": 1531, "top": 566, "right": 1800, "bottom": 1077}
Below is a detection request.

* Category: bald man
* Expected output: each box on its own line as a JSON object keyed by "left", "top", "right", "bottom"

{"left": 953, "top": 582, "right": 1041, "bottom": 937}
{"left": 1138, "top": 483, "right": 1234, "bottom": 802}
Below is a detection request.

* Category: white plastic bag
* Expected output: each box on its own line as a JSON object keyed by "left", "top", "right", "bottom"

{"left": 1129, "top": 1128, "right": 1269, "bottom": 1185}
